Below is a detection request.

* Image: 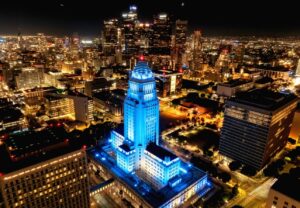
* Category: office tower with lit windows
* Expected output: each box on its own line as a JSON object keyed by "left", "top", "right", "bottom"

{"left": 174, "top": 20, "right": 188, "bottom": 68}
{"left": 15, "top": 67, "right": 44, "bottom": 90}
{"left": 89, "top": 60, "right": 211, "bottom": 208}
{"left": 134, "top": 22, "right": 152, "bottom": 54}
{"left": 102, "top": 18, "right": 119, "bottom": 56}
{"left": 122, "top": 5, "right": 138, "bottom": 57}
{"left": 0, "top": 129, "right": 90, "bottom": 208}
{"left": 220, "top": 89, "right": 298, "bottom": 170}
{"left": 191, "top": 30, "right": 203, "bottom": 71}
{"left": 150, "top": 13, "right": 172, "bottom": 55}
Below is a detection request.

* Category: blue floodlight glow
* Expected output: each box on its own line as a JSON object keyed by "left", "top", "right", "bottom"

{"left": 180, "top": 168, "right": 188, "bottom": 174}
{"left": 91, "top": 60, "right": 212, "bottom": 208}
{"left": 206, "top": 181, "right": 212, "bottom": 187}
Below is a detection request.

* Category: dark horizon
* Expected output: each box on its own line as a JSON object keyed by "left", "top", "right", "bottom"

{"left": 0, "top": 0, "right": 299, "bottom": 37}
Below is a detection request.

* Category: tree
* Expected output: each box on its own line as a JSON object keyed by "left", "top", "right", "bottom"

{"left": 229, "top": 161, "right": 242, "bottom": 171}
{"left": 219, "top": 172, "right": 231, "bottom": 183}
{"left": 289, "top": 167, "right": 300, "bottom": 179}
{"left": 287, "top": 137, "right": 296, "bottom": 145}
{"left": 263, "top": 165, "right": 278, "bottom": 177}
{"left": 231, "top": 184, "right": 239, "bottom": 197}
{"left": 241, "top": 165, "right": 257, "bottom": 176}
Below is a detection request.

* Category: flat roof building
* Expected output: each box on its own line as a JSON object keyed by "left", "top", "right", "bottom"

{"left": 266, "top": 176, "right": 300, "bottom": 208}
{"left": 0, "top": 129, "right": 90, "bottom": 208}
{"left": 220, "top": 89, "right": 298, "bottom": 170}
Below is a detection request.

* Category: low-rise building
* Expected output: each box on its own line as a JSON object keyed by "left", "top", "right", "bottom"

{"left": 217, "top": 79, "right": 254, "bottom": 97}
{"left": 154, "top": 70, "right": 183, "bottom": 97}
{"left": 266, "top": 176, "right": 300, "bottom": 208}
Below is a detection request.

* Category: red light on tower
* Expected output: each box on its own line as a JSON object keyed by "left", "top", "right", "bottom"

{"left": 139, "top": 55, "right": 144, "bottom": 61}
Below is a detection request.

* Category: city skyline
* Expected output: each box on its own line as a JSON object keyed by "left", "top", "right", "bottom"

{"left": 0, "top": 0, "right": 300, "bottom": 36}
{"left": 0, "top": 2, "right": 300, "bottom": 208}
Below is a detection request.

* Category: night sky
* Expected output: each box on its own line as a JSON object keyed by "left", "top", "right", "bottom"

{"left": 0, "top": 0, "right": 299, "bottom": 37}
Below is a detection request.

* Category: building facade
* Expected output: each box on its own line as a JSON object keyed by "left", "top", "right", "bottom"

{"left": 88, "top": 61, "right": 211, "bottom": 208}
{"left": 220, "top": 89, "right": 298, "bottom": 170}
{"left": 266, "top": 176, "right": 300, "bottom": 208}
{"left": 0, "top": 149, "right": 90, "bottom": 208}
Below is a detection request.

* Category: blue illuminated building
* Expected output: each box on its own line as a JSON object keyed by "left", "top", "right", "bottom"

{"left": 89, "top": 61, "right": 212, "bottom": 208}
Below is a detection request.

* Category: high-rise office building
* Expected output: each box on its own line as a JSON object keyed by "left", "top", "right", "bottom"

{"left": 122, "top": 5, "right": 138, "bottom": 57}
{"left": 150, "top": 13, "right": 172, "bottom": 55}
{"left": 174, "top": 20, "right": 188, "bottom": 68}
{"left": 134, "top": 22, "right": 152, "bottom": 54}
{"left": 191, "top": 30, "right": 203, "bottom": 71}
{"left": 0, "top": 129, "right": 90, "bottom": 208}
{"left": 220, "top": 89, "right": 298, "bottom": 170}
{"left": 102, "top": 18, "right": 119, "bottom": 56}
{"left": 89, "top": 61, "right": 211, "bottom": 207}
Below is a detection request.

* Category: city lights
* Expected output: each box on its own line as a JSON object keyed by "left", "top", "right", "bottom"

{"left": 0, "top": 2, "right": 299, "bottom": 208}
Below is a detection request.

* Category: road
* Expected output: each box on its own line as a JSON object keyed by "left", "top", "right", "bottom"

{"left": 224, "top": 178, "right": 277, "bottom": 208}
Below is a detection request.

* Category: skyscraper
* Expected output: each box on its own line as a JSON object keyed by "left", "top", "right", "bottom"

{"left": 150, "top": 13, "right": 172, "bottom": 55}
{"left": 122, "top": 61, "right": 159, "bottom": 169}
{"left": 134, "top": 22, "right": 152, "bottom": 54}
{"left": 102, "top": 18, "right": 119, "bottom": 56}
{"left": 191, "top": 30, "right": 203, "bottom": 71}
{"left": 90, "top": 60, "right": 211, "bottom": 207}
{"left": 174, "top": 20, "right": 188, "bottom": 68}
{"left": 220, "top": 89, "right": 298, "bottom": 170}
{"left": 122, "top": 5, "right": 138, "bottom": 57}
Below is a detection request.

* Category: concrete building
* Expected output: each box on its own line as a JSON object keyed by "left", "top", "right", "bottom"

{"left": 0, "top": 98, "right": 24, "bottom": 133}
{"left": 255, "top": 67, "right": 290, "bottom": 80}
{"left": 154, "top": 69, "right": 183, "bottom": 97}
{"left": 217, "top": 79, "right": 254, "bottom": 97}
{"left": 84, "top": 77, "right": 112, "bottom": 97}
{"left": 15, "top": 67, "right": 43, "bottom": 89}
{"left": 46, "top": 90, "right": 93, "bottom": 123}
{"left": 220, "top": 89, "right": 298, "bottom": 170}
{"left": 266, "top": 176, "right": 300, "bottom": 208}
{"left": 88, "top": 61, "right": 211, "bottom": 208}
{"left": 0, "top": 129, "right": 90, "bottom": 208}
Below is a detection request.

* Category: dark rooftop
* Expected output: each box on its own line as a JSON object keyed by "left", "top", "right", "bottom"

{"left": 255, "top": 76, "right": 274, "bottom": 84}
{"left": 119, "top": 143, "right": 133, "bottom": 152}
{"left": 271, "top": 176, "right": 300, "bottom": 201}
{"left": 153, "top": 69, "right": 182, "bottom": 76}
{"left": 230, "top": 89, "right": 298, "bottom": 111}
{"left": 146, "top": 143, "right": 177, "bottom": 161}
{"left": 0, "top": 127, "right": 81, "bottom": 174}
{"left": 0, "top": 107, "right": 23, "bottom": 123}
{"left": 219, "top": 79, "right": 252, "bottom": 87}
